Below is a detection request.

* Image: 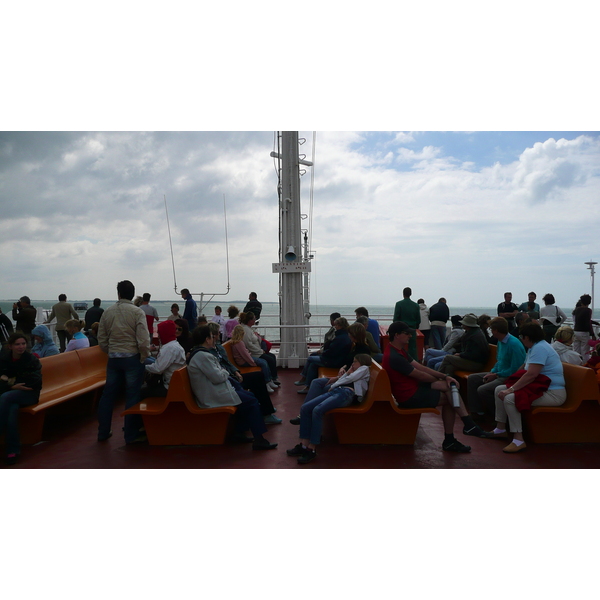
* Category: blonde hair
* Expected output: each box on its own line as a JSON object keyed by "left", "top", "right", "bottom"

{"left": 65, "top": 319, "right": 85, "bottom": 332}
{"left": 231, "top": 325, "right": 246, "bottom": 343}
{"left": 554, "top": 326, "right": 575, "bottom": 345}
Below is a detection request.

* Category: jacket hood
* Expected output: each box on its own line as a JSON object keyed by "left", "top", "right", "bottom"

{"left": 158, "top": 320, "right": 177, "bottom": 345}
{"left": 32, "top": 324, "right": 54, "bottom": 344}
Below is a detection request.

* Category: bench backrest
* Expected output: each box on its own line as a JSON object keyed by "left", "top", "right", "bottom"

{"left": 221, "top": 340, "right": 261, "bottom": 374}
{"left": 562, "top": 362, "right": 600, "bottom": 409}
{"left": 482, "top": 344, "right": 498, "bottom": 372}
{"left": 39, "top": 351, "right": 84, "bottom": 394}
{"left": 365, "top": 361, "right": 393, "bottom": 404}
{"left": 76, "top": 346, "right": 108, "bottom": 378}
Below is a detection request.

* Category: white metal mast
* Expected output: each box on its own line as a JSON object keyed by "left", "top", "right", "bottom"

{"left": 271, "top": 131, "right": 313, "bottom": 367}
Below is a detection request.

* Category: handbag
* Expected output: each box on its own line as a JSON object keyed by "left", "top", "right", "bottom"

{"left": 555, "top": 306, "right": 562, "bottom": 324}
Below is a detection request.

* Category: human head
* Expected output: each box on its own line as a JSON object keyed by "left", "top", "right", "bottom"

{"left": 228, "top": 305, "right": 239, "bottom": 319}
{"left": 117, "top": 280, "right": 135, "bottom": 301}
{"left": 515, "top": 312, "right": 531, "bottom": 328}
{"left": 348, "top": 323, "right": 367, "bottom": 346}
{"left": 355, "top": 315, "right": 369, "bottom": 327}
{"left": 239, "top": 311, "right": 255, "bottom": 326}
{"left": 403, "top": 287, "right": 412, "bottom": 298}
{"left": 329, "top": 312, "right": 341, "bottom": 325}
{"left": 191, "top": 325, "right": 212, "bottom": 347}
{"left": 231, "top": 324, "right": 246, "bottom": 343}
{"left": 197, "top": 316, "right": 208, "bottom": 326}
{"left": 180, "top": 288, "right": 190, "bottom": 298}
{"left": 489, "top": 317, "right": 508, "bottom": 337}
{"left": 174, "top": 318, "right": 189, "bottom": 338}
{"left": 142, "top": 293, "right": 151, "bottom": 302}
{"left": 554, "top": 326, "right": 575, "bottom": 345}
{"left": 207, "top": 322, "right": 220, "bottom": 339}
{"left": 90, "top": 322, "right": 100, "bottom": 336}
{"left": 388, "top": 321, "right": 414, "bottom": 343}
{"left": 93, "top": 298, "right": 101, "bottom": 307}
{"left": 352, "top": 354, "right": 373, "bottom": 368}
{"left": 459, "top": 314, "right": 478, "bottom": 329}
{"left": 542, "top": 293, "right": 555, "bottom": 306}
{"left": 528, "top": 292, "right": 537, "bottom": 302}
{"left": 249, "top": 292, "right": 257, "bottom": 300}
{"left": 355, "top": 307, "right": 369, "bottom": 318}
{"left": 450, "top": 315, "right": 463, "bottom": 327}
{"left": 65, "top": 319, "right": 85, "bottom": 334}
{"left": 133, "top": 296, "right": 143, "bottom": 307}
{"left": 580, "top": 294, "right": 592, "bottom": 306}
{"left": 157, "top": 320, "right": 177, "bottom": 345}
{"left": 170, "top": 303, "right": 179, "bottom": 314}
{"left": 8, "top": 332, "right": 28, "bottom": 355}
{"left": 477, "top": 314, "right": 491, "bottom": 329}
{"left": 214, "top": 305, "right": 222, "bottom": 315}
{"left": 58, "top": 293, "right": 67, "bottom": 302}
{"left": 504, "top": 292, "right": 512, "bottom": 302}
{"left": 333, "top": 317, "right": 349, "bottom": 330}
{"left": 438, "top": 297, "right": 446, "bottom": 303}
{"left": 19, "top": 296, "right": 31, "bottom": 306}
{"left": 519, "top": 322, "right": 545, "bottom": 345}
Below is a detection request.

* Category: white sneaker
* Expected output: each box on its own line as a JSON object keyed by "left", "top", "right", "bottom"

{"left": 266, "top": 382, "right": 277, "bottom": 393}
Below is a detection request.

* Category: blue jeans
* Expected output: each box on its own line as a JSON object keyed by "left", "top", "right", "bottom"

{"left": 229, "top": 378, "right": 267, "bottom": 437}
{"left": 299, "top": 386, "right": 355, "bottom": 446}
{"left": 0, "top": 389, "right": 39, "bottom": 455}
{"left": 301, "top": 355, "right": 322, "bottom": 378}
{"left": 251, "top": 357, "right": 272, "bottom": 383}
{"left": 97, "top": 355, "right": 146, "bottom": 443}
{"left": 430, "top": 325, "right": 447, "bottom": 350}
{"left": 424, "top": 348, "right": 448, "bottom": 368}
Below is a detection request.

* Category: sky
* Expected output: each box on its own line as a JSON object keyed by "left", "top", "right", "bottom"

{"left": 1, "top": 130, "right": 599, "bottom": 310}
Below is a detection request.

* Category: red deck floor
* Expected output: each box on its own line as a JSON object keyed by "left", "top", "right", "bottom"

{"left": 5, "top": 367, "right": 600, "bottom": 469}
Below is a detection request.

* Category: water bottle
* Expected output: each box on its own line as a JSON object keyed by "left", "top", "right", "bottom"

{"left": 450, "top": 382, "right": 461, "bottom": 408}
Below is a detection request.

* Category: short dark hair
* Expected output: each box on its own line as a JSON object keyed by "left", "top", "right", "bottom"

{"left": 8, "top": 332, "right": 28, "bottom": 345}
{"left": 142, "top": 293, "right": 151, "bottom": 302}
{"left": 417, "top": 299, "right": 424, "bottom": 304}
{"left": 330, "top": 312, "right": 341, "bottom": 322}
{"left": 191, "top": 325, "right": 211, "bottom": 346}
{"left": 58, "top": 293, "right": 67, "bottom": 301}
{"left": 580, "top": 294, "right": 592, "bottom": 305}
{"left": 451, "top": 315, "right": 463, "bottom": 326}
{"left": 519, "top": 322, "right": 545, "bottom": 343}
{"left": 181, "top": 288, "right": 189, "bottom": 296}
{"left": 403, "top": 287, "right": 412, "bottom": 297}
{"left": 249, "top": 292, "right": 257, "bottom": 299}
{"left": 19, "top": 296, "right": 31, "bottom": 305}
{"left": 438, "top": 298, "right": 446, "bottom": 303}
{"left": 215, "top": 305, "right": 222, "bottom": 311}
{"left": 117, "top": 280, "right": 135, "bottom": 301}
{"left": 93, "top": 298, "right": 101, "bottom": 307}
{"left": 355, "top": 307, "right": 369, "bottom": 317}
{"left": 543, "top": 293, "right": 555, "bottom": 305}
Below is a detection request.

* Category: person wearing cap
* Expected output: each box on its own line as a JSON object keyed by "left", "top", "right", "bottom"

{"left": 466, "top": 317, "right": 526, "bottom": 418}
{"left": 382, "top": 321, "right": 486, "bottom": 453}
{"left": 438, "top": 313, "right": 490, "bottom": 377}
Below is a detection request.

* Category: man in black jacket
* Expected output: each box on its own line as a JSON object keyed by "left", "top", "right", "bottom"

{"left": 429, "top": 298, "right": 450, "bottom": 349}
{"left": 438, "top": 314, "right": 490, "bottom": 377}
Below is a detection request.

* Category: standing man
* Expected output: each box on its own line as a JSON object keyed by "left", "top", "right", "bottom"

{"left": 497, "top": 292, "right": 519, "bottom": 334}
{"left": 97, "top": 280, "right": 150, "bottom": 444}
{"left": 44, "top": 294, "right": 79, "bottom": 352}
{"left": 393, "top": 287, "right": 421, "bottom": 359}
{"left": 466, "top": 317, "right": 526, "bottom": 418}
{"left": 518, "top": 292, "right": 540, "bottom": 314}
{"left": 429, "top": 297, "right": 450, "bottom": 350}
{"left": 12, "top": 296, "right": 37, "bottom": 347}
{"left": 382, "top": 321, "right": 486, "bottom": 453}
{"left": 244, "top": 292, "right": 263, "bottom": 321}
{"left": 140, "top": 293, "right": 159, "bottom": 336}
{"left": 180, "top": 288, "right": 198, "bottom": 332}
{"left": 0, "top": 308, "right": 14, "bottom": 349}
{"left": 84, "top": 298, "right": 104, "bottom": 331}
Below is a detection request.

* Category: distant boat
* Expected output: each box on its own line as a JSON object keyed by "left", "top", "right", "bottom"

{"left": 73, "top": 302, "right": 88, "bottom": 311}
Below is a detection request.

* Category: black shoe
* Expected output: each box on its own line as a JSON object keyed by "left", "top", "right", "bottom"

{"left": 297, "top": 389, "right": 308, "bottom": 395}
{"left": 289, "top": 416, "right": 301, "bottom": 425}
{"left": 252, "top": 439, "right": 278, "bottom": 450}
{"left": 442, "top": 439, "right": 471, "bottom": 453}
{"left": 462, "top": 425, "right": 487, "bottom": 438}
{"left": 233, "top": 434, "right": 255, "bottom": 444}
{"left": 286, "top": 443, "right": 307, "bottom": 456}
{"left": 297, "top": 449, "right": 317, "bottom": 464}
{"left": 98, "top": 431, "right": 113, "bottom": 442}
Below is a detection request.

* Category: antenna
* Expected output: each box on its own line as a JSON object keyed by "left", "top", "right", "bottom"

{"left": 164, "top": 194, "right": 178, "bottom": 293}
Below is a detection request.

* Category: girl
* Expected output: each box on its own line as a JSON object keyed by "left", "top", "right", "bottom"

{"left": 230, "top": 325, "right": 278, "bottom": 392}
{"left": 65, "top": 319, "right": 90, "bottom": 352}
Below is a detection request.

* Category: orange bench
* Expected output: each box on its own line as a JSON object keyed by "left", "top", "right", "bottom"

{"left": 317, "top": 362, "right": 440, "bottom": 444}
{"left": 17, "top": 346, "right": 108, "bottom": 444}
{"left": 522, "top": 362, "right": 600, "bottom": 444}
{"left": 122, "top": 366, "right": 236, "bottom": 445}
{"left": 221, "top": 341, "right": 261, "bottom": 375}
{"left": 380, "top": 331, "right": 425, "bottom": 362}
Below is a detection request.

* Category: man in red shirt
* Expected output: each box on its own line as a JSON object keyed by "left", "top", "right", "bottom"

{"left": 382, "top": 321, "right": 486, "bottom": 453}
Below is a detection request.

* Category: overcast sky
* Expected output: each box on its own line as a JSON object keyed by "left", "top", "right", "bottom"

{"left": 1, "top": 130, "right": 599, "bottom": 310}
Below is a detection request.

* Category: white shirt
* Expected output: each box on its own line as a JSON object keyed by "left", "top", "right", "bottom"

{"left": 330, "top": 365, "right": 371, "bottom": 399}
{"left": 145, "top": 340, "right": 186, "bottom": 388}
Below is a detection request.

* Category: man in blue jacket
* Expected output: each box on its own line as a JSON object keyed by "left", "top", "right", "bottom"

{"left": 466, "top": 317, "right": 526, "bottom": 417}
{"left": 180, "top": 288, "right": 197, "bottom": 331}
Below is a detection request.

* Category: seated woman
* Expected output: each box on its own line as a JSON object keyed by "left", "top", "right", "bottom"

{"left": 287, "top": 354, "right": 372, "bottom": 464}
{"left": 551, "top": 326, "right": 583, "bottom": 365}
{"left": 355, "top": 316, "right": 383, "bottom": 362}
{"left": 294, "top": 317, "right": 351, "bottom": 393}
{"left": 239, "top": 311, "right": 280, "bottom": 386}
{"left": 206, "top": 322, "right": 280, "bottom": 424}
{"left": 174, "top": 318, "right": 193, "bottom": 355}
{"left": 223, "top": 305, "right": 240, "bottom": 341}
{"left": 484, "top": 322, "right": 566, "bottom": 453}
{"left": 0, "top": 332, "right": 43, "bottom": 465}
{"left": 86, "top": 322, "right": 100, "bottom": 347}
{"left": 142, "top": 320, "right": 187, "bottom": 398}
{"left": 64, "top": 319, "right": 90, "bottom": 352}
{"left": 187, "top": 325, "right": 277, "bottom": 450}
{"left": 31, "top": 324, "right": 59, "bottom": 358}
{"left": 229, "top": 325, "right": 277, "bottom": 392}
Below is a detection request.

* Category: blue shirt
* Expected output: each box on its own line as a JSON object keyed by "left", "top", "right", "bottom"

{"left": 492, "top": 333, "right": 526, "bottom": 378}
{"left": 525, "top": 340, "right": 565, "bottom": 389}
{"left": 367, "top": 318, "right": 380, "bottom": 346}
{"left": 518, "top": 302, "right": 540, "bottom": 312}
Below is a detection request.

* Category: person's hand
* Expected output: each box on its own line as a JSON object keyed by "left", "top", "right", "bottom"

{"left": 12, "top": 383, "right": 33, "bottom": 391}
{"left": 483, "top": 373, "right": 498, "bottom": 383}
{"left": 0, "top": 375, "right": 8, "bottom": 382}
{"left": 235, "top": 372, "right": 243, "bottom": 383}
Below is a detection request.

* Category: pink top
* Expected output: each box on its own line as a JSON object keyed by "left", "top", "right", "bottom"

{"left": 231, "top": 341, "right": 256, "bottom": 367}
{"left": 224, "top": 318, "right": 239, "bottom": 340}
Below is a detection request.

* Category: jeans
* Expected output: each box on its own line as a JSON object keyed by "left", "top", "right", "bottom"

{"left": 56, "top": 330, "right": 73, "bottom": 353}
{"left": 251, "top": 357, "right": 272, "bottom": 383}
{"left": 0, "top": 389, "right": 39, "bottom": 455}
{"left": 424, "top": 348, "right": 448, "bottom": 368}
{"left": 301, "top": 355, "right": 322, "bottom": 378}
{"left": 430, "top": 325, "right": 447, "bottom": 350}
{"left": 466, "top": 373, "right": 507, "bottom": 415}
{"left": 229, "top": 380, "right": 267, "bottom": 437}
{"left": 97, "top": 355, "right": 146, "bottom": 443}
{"left": 299, "top": 386, "right": 355, "bottom": 446}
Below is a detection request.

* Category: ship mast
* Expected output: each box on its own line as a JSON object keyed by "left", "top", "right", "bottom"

{"left": 271, "top": 131, "right": 313, "bottom": 367}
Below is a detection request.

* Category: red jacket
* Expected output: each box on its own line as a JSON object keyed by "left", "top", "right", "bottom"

{"left": 505, "top": 369, "right": 551, "bottom": 412}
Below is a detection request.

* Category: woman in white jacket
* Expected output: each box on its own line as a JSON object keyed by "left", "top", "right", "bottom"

{"left": 551, "top": 326, "right": 583, "bottom": 365}
{"left": 286, "top": 354, "right": 372, "bottom": 464}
